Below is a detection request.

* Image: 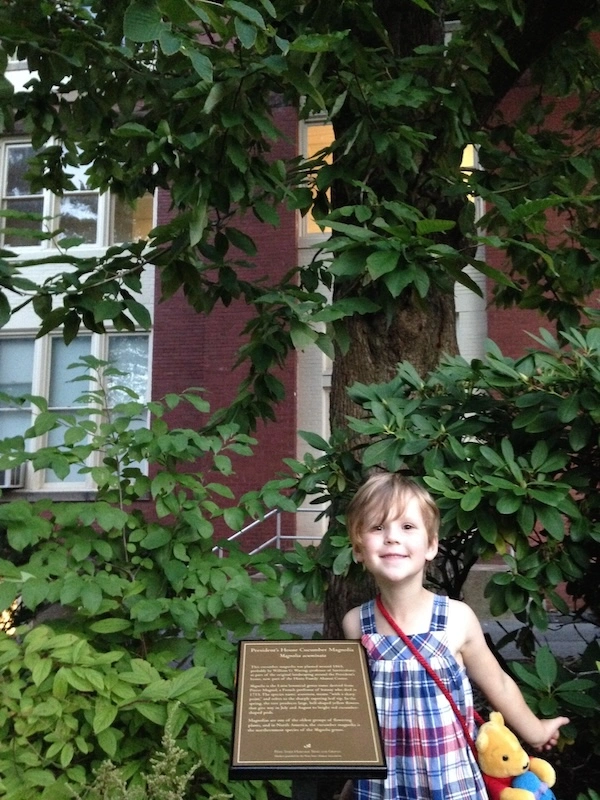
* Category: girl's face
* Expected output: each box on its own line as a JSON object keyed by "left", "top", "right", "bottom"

{"left": 353, "top": 494, "right": 438, "bottom": 586}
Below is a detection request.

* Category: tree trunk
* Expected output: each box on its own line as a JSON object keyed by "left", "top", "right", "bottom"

{"left": 329, "top": 287, "right": 458, "bottom": 432}
{"left": 323, "top": 286, "right": 458, "bottom": 639}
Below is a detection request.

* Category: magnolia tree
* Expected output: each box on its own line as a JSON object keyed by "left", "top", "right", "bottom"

{"left": 0, "top": 1, "right": 599, "bottom": 428}
{"left": 1, "top": 2, "right": 600, "bottom": 797}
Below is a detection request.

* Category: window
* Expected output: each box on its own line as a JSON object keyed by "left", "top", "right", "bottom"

{"left": 299, "top": 118, "right": 333, "bottom": 240}
{"left": 0, "top": 140, "right": 154, "bottom": 249}
{"left": 0, "top": 332, "right": 150, "bottom": 490}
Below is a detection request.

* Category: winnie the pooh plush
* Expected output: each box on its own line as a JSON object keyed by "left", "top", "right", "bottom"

{"left": 475, "top": 712, "right": 557, "bottom": 800}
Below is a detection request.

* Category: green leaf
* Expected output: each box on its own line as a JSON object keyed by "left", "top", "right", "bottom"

{"left": 32, "top": 658, "right": 53, "bottom": 687}
{"left": 125, "top": 298, "right": 152, "bottom": 328}
{"left": 226, "top": 226, "right": 257, "bottom": 255}
{"left": 223, "top": 506, "right": 245, "bottom": 531}
{"left": 0, "top": 291, "right": 11, "bottom": 327}
{"left": 21, "top": 577, "right": 49, "bottom": 610}
{"left": 97, "top": 727, "right": 118, "bottom": 758}
{"left": 460, "top": 487, "right": 481, "bottom": 512}
{"left": 135, "top": 702, "right": 167, "bottom": 725}
{"left": 535, "top": 646, "right": 557, "bottom": 687}
{"left": 31, "top": 411, "right": 58, "bottom": 436}
{"left": 186, "top": 49, "right": 213, "bottom": 82}
{"left": 228, "top": 0, "right": 266, "bottom": 29}
{"left": 89, "top": 618, "right": 131, "bottom": 634}
{"left": 81, "top": 582, "right": 103, "bottom": 614}
{"left": 557, "top": 393, "right": 580, "bottom": 423}
{"left": 124, "top": 0, "right": 164, "bottom": 42}
{"left": 140, "top": 528, "right": 172, "bottom": 549}
{"left": 569, "top": 416, "right": 592, "bottom": 450}
{"left": 299, "top": 430, "right": 330, "bottom": 451}
{"left": 416, "top": 218, "right": 456, "bottom": 235}
{"left": 131, "top": 599, "right": 165, "bottom": 622}
{"left": 93, "top": 700, "right": 118, "bottom": 735}
{"left": 332, "top": 546, "right": 353, "bottom": 576}
{"left": 290, "top": 321, "right": 318, "bottom": 350}
{"left": 60, "top": 741, "right": 74, "bottom": 768}
{"left": 534, "top": 504, "right": 565, "bottom": 540}
{"left": 511, "top": 661, "right": 546, "bottom": 691}
{"left": 158, "top": 27, "right": 182, "bottom": 56}
{"left": 235, "top": 17, "right": 257, "bottom": 48}
{"left": 114, "top": 122, "right": 155, "bottom": 139}
{"left": 366, "top": 250, "right": 400, "bottom": 278}
{"left": 362, "top": 438, "right": 402, "bottom": 469}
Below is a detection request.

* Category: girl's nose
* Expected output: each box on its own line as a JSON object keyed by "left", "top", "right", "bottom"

{"left": 384, "top": 521, "right": 402, "bottom": 542}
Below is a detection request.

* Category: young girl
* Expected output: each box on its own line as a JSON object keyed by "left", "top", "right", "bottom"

{"left": 342, "top": 472, "right": 568, "bottom": 800}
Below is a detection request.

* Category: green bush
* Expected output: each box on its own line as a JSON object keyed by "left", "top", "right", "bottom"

{"left": 0, "top": 358, "right": 293, "bottom": 800}
{"left": 287, "top": 328, "right": 600, "bottom": 632}
{"left": 282, "top": 328, "right": 600, "bottom": 798}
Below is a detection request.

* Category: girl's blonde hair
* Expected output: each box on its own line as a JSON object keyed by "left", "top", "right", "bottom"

{"left": 346, "top": 472, "right": 440, "bottom": 548}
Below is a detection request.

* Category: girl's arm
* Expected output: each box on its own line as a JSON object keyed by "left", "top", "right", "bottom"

{"left": 454, "top": 602, "right": 569, "bottom": 750}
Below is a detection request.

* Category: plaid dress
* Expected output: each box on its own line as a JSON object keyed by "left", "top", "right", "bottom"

{"left": 356, "top": 596, "right": 488, "bottom": 800}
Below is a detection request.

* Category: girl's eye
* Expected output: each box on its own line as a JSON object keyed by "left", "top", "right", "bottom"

{"left": 371, "top": 524, "right": 384, "bottom": 532}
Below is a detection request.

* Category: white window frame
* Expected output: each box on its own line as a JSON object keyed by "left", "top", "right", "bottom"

{"left": 0, "top": 137, "right": 134, "bottom": 254}
{"left": 0, "top": 330, "right": 151, "bottom": 493}
{"left": 1, "top": 137, "right": 157, "bottom": 257}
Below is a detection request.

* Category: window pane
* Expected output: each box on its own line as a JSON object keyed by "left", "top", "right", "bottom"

{"left": 2, "top": 144, "right": 44, "bottom": 246}
{"left": 304, "top": 122, "right": 333, "bottom": 235}
{"left": 107, "top": 335, "right": 149, "bottom": 404}
{"left": 6, "top": 144, "right": 35, "bottom": 196}
{"left": 0, "top": 410, "right": 31, "bottom": 439}
{"left": 112, "top": 193, "right": 154, "bottom": 243}
{"left": 59, "top": 194, "right": 98, "bottom": 243}
{"left": 0, "top": 338, "right": 34, "bottom": 438}
{"left": 46, "top": 337, "right": 92, "bottom": 484}
{"left": 49, "top": 336, "right": 92, "bottom": 408}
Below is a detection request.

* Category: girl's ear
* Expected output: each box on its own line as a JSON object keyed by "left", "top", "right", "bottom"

{"left": 425, "top": 536, "right": 439, "bottom": 562}
{"left": 352, "top": 544, "right": 363, "bottom": 563}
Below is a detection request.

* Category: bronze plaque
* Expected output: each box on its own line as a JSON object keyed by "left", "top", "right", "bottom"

{"left": 230, "top": 640, "right": 387, "bottom": 779}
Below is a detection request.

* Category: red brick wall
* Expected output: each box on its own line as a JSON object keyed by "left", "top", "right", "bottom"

{"left": 149, "top": 107, "right": 299, "bottom": 548}
{"left": 485, "top": 76, "right": 577, "bottom": 358}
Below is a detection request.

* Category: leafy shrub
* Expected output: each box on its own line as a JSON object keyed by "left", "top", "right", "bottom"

{"left": 281, "top": 328, "right": 600, "bottom": 797}
{"left": 70, "top": 704, "right": 199, "bottom": 800}
{"left": 0, "top": 358, "right": 293, "bottom": 800}
{"left": 286, "top": 328, "right": 600, "bottom": 632}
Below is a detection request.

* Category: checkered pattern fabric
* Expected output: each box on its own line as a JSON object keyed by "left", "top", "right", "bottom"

{"left": 355, "top": 596, "right": 488, "bottom": 800}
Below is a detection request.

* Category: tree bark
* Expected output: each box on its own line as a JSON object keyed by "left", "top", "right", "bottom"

{"left": 329, "top": 286, "right": 458, "bottom": 433}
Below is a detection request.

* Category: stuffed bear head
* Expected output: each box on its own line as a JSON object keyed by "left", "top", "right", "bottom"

{"left": 476, "top": 711, "right": 529, "bottom": 779}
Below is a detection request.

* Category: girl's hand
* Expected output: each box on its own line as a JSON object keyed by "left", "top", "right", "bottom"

{"left": 532, "top": 717, "right": 570, "bottom": 751}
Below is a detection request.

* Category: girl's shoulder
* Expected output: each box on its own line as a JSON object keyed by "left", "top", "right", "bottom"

{"left": 342, "top": 604, "right": 365, "bottom": 639}
{"left": 446, "top": 596, "right": 480, "bottom": 630}
{"left": 446, "top": 597, "right": 483, "bottom": 653}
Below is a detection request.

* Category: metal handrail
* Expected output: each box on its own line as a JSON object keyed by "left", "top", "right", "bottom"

{"left": 214, "top": 506, "right": 324, "bottom": 556}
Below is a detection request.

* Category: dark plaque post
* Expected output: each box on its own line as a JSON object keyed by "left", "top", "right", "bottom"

{"left": 230, "top": 640, "right": 386, "bottom": 799}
